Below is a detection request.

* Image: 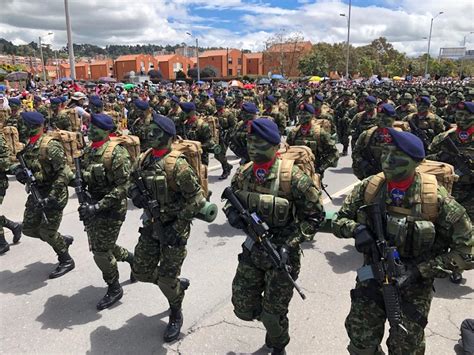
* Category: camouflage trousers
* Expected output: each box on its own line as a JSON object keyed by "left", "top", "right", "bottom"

{"left": 232, "top": 244, "right": 301, "bottom": 349}
{"left": 336, "top": 116, "right": 350, "bottom": 148}
{"left": 214, "top": 141, "right": 232, "bottom": 172}
{"left": 22, "top": 191, "right": 68, "bottom": 255}
{"left": 132, "top": 223, "right": 188, "bottom": 308}
{"left": 452, "top": 183, "right": 474, "bottom": 221}
{"left": 345, "top": 279, "right": 433, "bottom": 355}
{"left": 87, "top": 215, "right": 130, "bottom": 285}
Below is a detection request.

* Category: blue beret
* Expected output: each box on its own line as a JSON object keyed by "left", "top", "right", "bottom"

{"left": 171, "top": 95, "right": 180, "bottom": 103}
{"left": 314, "top": 94, "right": 324, "bottom": 102}
{"left": 89, "top": 96, "right": 103, "bottom": 108}
{"left": 50, "top": 97, "right": 62, "bottom": 105}
{"left": 134, "top": 99, "right": 149, "bottom": 111}
{"left": 60, "top": 96, "right": 68, "bottom": 103}
{"left": 180, "top": 102, "right": 196, "bottom": 113}
{"left": 265, "top": 95, "right": 277, "bottom": 103}
{"left": 152, "top": 113, "right": 176, "bottom": 136}
{"left": 91, "top": 113, "right": 114, "bottom": 131}
{"left": 250, "top": 118, "right": 280, "bottom": 145}
{"left": 242, "top": 102, "right": 258, "bottom": 114}
{"left": 21, "top": 111, "right": 45, "bottom": 126}
{"left": 299, "top": 103, "right": 315, "bottom": 114}
{"left": 461, "top": 101, "right": 474, "bottom": 114}
{"left": 387, "top": 128, "right": 425, "bottom": 161}
{"left": 33, "top": 96, "right": 42, "bottom": 103}
{"left": 380, "top": 103, "right": 396, "bottom": 117}
{"left": 419, "top": 96, "right": 430, "bottom": 106}
{"left": 9, "top": 98, "right": 21, "bottom": 106}
{"left": 215, "top": 98, "right": 225, "bottom": 106}
{"left": 366, "top": 95, "right": 377, "bottom": 104}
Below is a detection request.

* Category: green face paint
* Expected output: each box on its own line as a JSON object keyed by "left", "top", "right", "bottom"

{"left": 88, "top": 124, "right": 109, "bottom": 142}
{"left": 148, "top": 123, "right": 171, "bottom": 149}
{"left": 377, "top": 113, "right": 395, "bottom": 128}
{"left": 381, "top": 145, "right": 419, "bottom": 181}
{"left": 247, "top": 134, "right": 278, "bottom": 163}
{"left": 418, "top": 103, "right": 429, "bottom": 113}
{"left": 297, "top": 112, "right": 312, "bottom": 125}
{"left": 241, "top": 112, "right": 254, "bottom": 121}
{"left": 313, "top": 101, "right": 322, "bottom": 110}
{"left": 25, "top": 124, "right": 43, "bottom": 137}
{"left": 365, "top": 103, "right": 376, "bottom": 112}
{"left": 455, "top": 111, "right": 474, "bottom": 130}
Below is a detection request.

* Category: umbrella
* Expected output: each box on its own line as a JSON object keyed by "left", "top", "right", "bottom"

{"left": 229, "top": 80, "right": 243, "bottom": 88}
{"left": 271, "top": 74, "right": 284, "bottom": 80}
{"left": 0, "top": 84, "right": 6, "bottom": 92}
{"left": 196, "top": 80, "right": 205, "bottom": 85}
{"left": 5, "top": 71, "right": 28, "bottom": 81}
{"left": 98, "top": 77, "right": 116, "bottom": 83}
{"left": 392, "top": 76, "right": 404, "bottom": 81}
{"left": 243, "top": 83, "right": 255, "bottom": 89}
{"left": 59, "top": 77, "right": 72, "bottom": 82}
{"left": 123, "top": 83, "right": 135, "bottom": 90}
{"left": 258, "top": 78, "right": 271, "bottom": 85}
{"left": 309, "top": 76, "right": 322, "bottom": 82}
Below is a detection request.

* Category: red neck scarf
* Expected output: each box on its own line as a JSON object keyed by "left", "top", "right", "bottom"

{"left": 314, "top": 108, "right": 321, "bottom": 117}
{"left": 253, "top": 154, "right": 278, "bottom": 184}
{"left": 300, "top": 122, "right": 312, "bottom": 136}
{"left": 186, "top": 116, "right": 197, "bottom": 125}
{"left": 456, "top": 126, "right": 474, "bottom": 143}
{"left": 152, "top": 148, "right": 169, "bottom": 158}
{"left": 387, "top": 174, "right": 415, "bottom": 192}
{"left": 29, "top": 132, "right": 43, "bottom": 145}
{"left": 91, "top": 139, "right": 109, "bottom": 149}
{"left": 109, "top": 132, "right": 118, "bottom": 138}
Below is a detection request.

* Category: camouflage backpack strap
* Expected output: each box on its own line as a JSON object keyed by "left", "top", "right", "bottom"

{"left": 419, "top": 172, "right": 438, "bottom": 222}
{"left": 279, "top": 159, "right": 295, "bottom": 196}
{"left": 164, "top": 150, "right": 183, "bottom": 191}
{"left": 39, "top": 135, "right": 55, "bottom": 162}
{"left": 138, "top": 148, "right": 153, "bottom": 169}
{"left": 241, "top": 161, "right": 254, "bottom": 192}
{"left": 364, "top": 172, "right": 386, "bottom": 204}
{"left": 102, "top": 140, "right": 122, "bottom": 171}
{"left": 364, "top": 126, "right": 379, "bottom": 146}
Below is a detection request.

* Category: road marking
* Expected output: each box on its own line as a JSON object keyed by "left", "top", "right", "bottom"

{"left": 208, "top": 159, "right": 241, "bottom": 172}
{"left": 322, "top": 181, "right": 359, "bottom": 205}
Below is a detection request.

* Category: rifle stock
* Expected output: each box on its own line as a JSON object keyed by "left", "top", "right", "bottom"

{"left": 74, "top": 157, "right": 92, "bottom": 250}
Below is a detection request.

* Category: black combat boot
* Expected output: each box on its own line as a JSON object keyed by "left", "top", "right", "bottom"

{"left": 63, "top": 235, "right": 74, "bottom": 246}
{"left": 96, "top": 280, "right": 123, "bottom": 310}
{"left": 163, "top": 306, "right": 183, "bottom": 342}
{"left": 450, "top": 271, "right": 463, "bottom": 284}
{"left": 0, "top": 234, "right": 10, "bottom": 254}
{"left": 341, "top": 145, "right": 348, "bottom": 156}
{"left": 4, "top": 218, "right": 22, "bottom": 244}
{"left": 219, "top": 164, "right": 233, "bottom": 180}
{"left": 271, "top": 347, "right": 286, "bottom": 355}
{"left": 125, "top": 252, "right": 137, "bottom": 283}
{"left": 49, "top": 251, "right": 75, "bottom": 279}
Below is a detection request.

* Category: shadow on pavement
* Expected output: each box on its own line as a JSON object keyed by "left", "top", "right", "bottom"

{"left": 87, "top": 312, "right": 168, "bottom": 355}
{"left": 36, "top": 285, "right": 104, "bottom": 330}
{"left": 0, "top": 262, "right": 54, "bottom": 295}
{"left": 433, "top": 277, "right": 474, "bottom": 300}
{"left": 205, "top": 222, "right": 244, "bottom": 239}
{"left": 324, "top": 244, "right": 362, "bottom": 274}
{"left": 328, "top": 167, "right": 353, "bottom": 175}
{"left": 227, "top": 344, "right": 269, "bottom": 355}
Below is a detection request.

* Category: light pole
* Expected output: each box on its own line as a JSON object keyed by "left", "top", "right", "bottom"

{"left": 460, "top": 31, "right": 474, "bottom": 78}
{"left": 64, "top": 0, "right": 76, "bottom": 80}
{"left": 186, "top": 32, "right": 200, "bottom": 82}
{"left": 39, "top": 32, "right": 53, "bottom": 82}
{"left": 424, "top": 11, "right": 444, "bottom": 78}
{"left": 340, "top": 0, "right": 352, "bottom": 80}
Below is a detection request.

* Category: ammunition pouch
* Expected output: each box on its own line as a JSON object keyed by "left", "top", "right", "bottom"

{"left": 145, "top": 175, "right": 168, "bottom": 207}
{"left": 236, "top": 191, "right": 291, "bottom": 227}
{"left": 411, "top": 220, "right": 435, "bottom": 258}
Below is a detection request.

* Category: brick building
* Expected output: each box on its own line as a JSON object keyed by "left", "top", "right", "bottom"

{"left": 156, "top": 54, "right": 193, "bottom": 80}
{"left": 59, "top": 62, "right": 90, "bottom": 80}
{"left": 114, "top": 54, "right": 158, "bottom": 81}
{"left": 244, "top": 52, "right": 263, "bottom": 76}
{"left": 198, "top": 49, "right": 245, "bottom": 77}
{"left": 89, "top": 59, "right": 114, "bottom": 80}
{"left": 262, "top": 41, "right": 312, "bottom": 77}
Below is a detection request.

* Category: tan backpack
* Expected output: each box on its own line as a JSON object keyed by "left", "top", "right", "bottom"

{"left": 2, "top": 126, "right": 24, "bottom": 162}
{"left": 62, "top": 108, "right": 82, "bottom": 132}
{"left": 103, "top": 135, "right": 141, "bottom": 170}
{"left": 199, "top": 116, "right": 220, "bottom": 145}
{"left": 416, "top": 160, "right": 457, "bottom": 194}
{"left": 0, "top": 109, "right": 11, "bottom": 129}
{"left": 40, "top": 130, "right": 85, "bottom": 168}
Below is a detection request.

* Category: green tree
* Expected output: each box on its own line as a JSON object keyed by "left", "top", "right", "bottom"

{"left": 298, "top": 49, "right": 329, "bottom": 76}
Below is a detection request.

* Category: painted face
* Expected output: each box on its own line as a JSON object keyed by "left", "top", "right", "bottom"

{"left": 24, "top": 123, "right": 43, "bottom": 137}
{"left": 381, "top": 145, "right": 419, "bottom": 181}
{"left": 91, "top": 106, "right": 102, "bottom": 114}
{"left": 455, "top": 111, "right": 474, "bottom": 130}
{"left": 148, "top": 123, "right": 171, "bottom": 149}
{"left": 297, "top": 112, "right": 312, "bottom": 125}
{"left": 313, "top": 101, "right": 322, "bottom": 110}
{"left": 377, "top": 113, "right": 395, "bottom": 128}
{"left": 241, "top": 112, "right": 255, "bottom": 121}
{"left": 88, "top": 124, "right": 109, "bottom": 142}
{"left": 365, "top": 103, "right": 376, "bottom": 112}
{"left": 264, "top": 101, "right": 273, "bottom": 110}
{"left": 247, "top": 134, "right": 279, "bottom": 163}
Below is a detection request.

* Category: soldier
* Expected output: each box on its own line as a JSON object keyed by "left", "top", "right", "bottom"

{"left": 274, "top": 91, "right": 288, "bottom": 118}
{"left": 443, "top": 92, "right": 465, "bottom": 124}
{"left": 156, "top": 92, "right": 171, "bottom": 116}
{"left": 215, "top": 97, "right": 237, "bottom": 180}
{"left": 224, "top": 118, "right": 324, "bottom": 355}
{"left": 313, "top": 94, "right": 336, "bottom": 133}
{"left": 350, "top": 96, "right": 378, "bottom": 150}
{"left": 196, "top": 91, "right": 216, "bottom": 116}
{"left": 395, "top": 93, "right": 417, "bottom": 121}
{"left": 167, "top": 96, "right": 185, "bottom": 136}
{"left": 13, "top": 111, "right": 75, "bottom": 278}
{"left": 333, "top": 128, "right": 473, "bottom": 355}
{"left": 77, "top": 113, "right": 134, "bottom": 310}
{"left": 352, "top": 104, "right": 398, "bottom": 180}
{"left": 33, "top": 96, "right": 49, "bottom": 118}
{"left": 63, "top": 91, "right": 90, "bottom": 130}
{"left": 287, "top": 103, "right": 339, "bottom": 176}
{"left": 5, "top": 97, "right": 27, "bottom": 143}
{"left": 335, "top": 90, "right": 357, "bottom": 156}
{"left": 404, "top": 96, "right": 445, "bottom": 151}
{"left": 48, "top": 97, "right": 66, "bottom": 130}
{"left": 129, "top": 100, "right": 153, "bottom": 152}
{"left": 179, "top": 102, "right": 220, "bottom": 166}
{"left": 230, "top": 91, "right": 244, "bottom": 110}
{"left": 229, "top": 102, "right": 258, "bottom": 164}
{"left": 262, "top": 95, "right": 287, "bottom": 135}
{"left": 129, "top": 114, "right": 206, "bottom": 342}
{"left": 0, "top": 129, "right": 22, "bottom": 254}
{"left": 428, "top": 101, "right": 474, "bottom": 284}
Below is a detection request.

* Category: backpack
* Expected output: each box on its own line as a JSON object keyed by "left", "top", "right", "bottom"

{"left": 2, "top": 126, "right": 24, "bottom": 162}
{"left": 0, "top": 108, "right": 11, "bottom": 129}
{"left": 40, "top": 129, "right": 85, "bottom": 168}
{"left": 62, "top": 108, "right": 81, "bottom": 132}
{"left": 416, "top": 160, "right": 457, "bottom": 194}
{"left": 363, "top": 124, "right": 408, "bottom": 146}
{"left": 103, "top": 135, "right": 141, "bottom": 170}
{"left": 200, "top": 116, "right": 220, "bottom": 145}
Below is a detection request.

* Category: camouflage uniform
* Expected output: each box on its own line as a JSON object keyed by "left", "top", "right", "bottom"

{"left": 404, "top": 112, "right": 445, "bottom": 150}
{"left": 196, "top": 98, "right": 217, "bottom": 116}
{"left": 229, "top": 119, "right": 251, "bottom": 163}
{"left": 287, "top": 119, "right": 339, "bottom": 175}
{"left": 50, "top": 109, "right": 73, "bottom": 131}
{"left": 333, "top": 173, "right": 473, "bottom": 354}
{"left": 80, "top": 140, "right": 132, "bottom": 285}
{"left": 262, "top": 106, "right": 287, "bottom": 135}
{"left": 335, "top": 93, "right": 357, "bottom": 154}
{"left": 227, "top": 158, "right": 324, "bottom": 350}
{"left": 215, "top": 106, "right": 237, "bottom": 176}
{"left": 130, "top": 111, "right": 153, "bottom": 152}
{"left": 182, "top": 117, "right": 217, "bottom": 166}
{"left": 5, "top": 109, "right": 27, "bottom": 143}
{"left": 350, "top": 109, "right": 378, "bottom": 150}
{"left": 0, "top": 131, "right": 14, "bottom": 252}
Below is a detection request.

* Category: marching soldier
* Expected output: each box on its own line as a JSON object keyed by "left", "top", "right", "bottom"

{"left": 215, "top": 97, "right": 237, "bottom": 180}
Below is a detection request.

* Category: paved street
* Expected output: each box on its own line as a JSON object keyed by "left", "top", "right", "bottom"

{"left": 0, "top": 147, "right": 472, "bottom": 355}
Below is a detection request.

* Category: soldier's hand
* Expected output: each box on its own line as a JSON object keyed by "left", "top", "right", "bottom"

{"left": 394, "top": 264, "right": 421, "bottom": 288}
{"left": 13, "top": 166, "right": 28, "bottom": 185}
{"left": 78, "top": 203, "right": 100, "bottom": 221}
{"left": 36, "top": 196, "right": 58, "bottom": 210}
{"left": 279, "top": 245, "right": 290, "bottom": 268}
{"left": 353, "top": 224, "right": 375, "bottom": 254}
{"left": 224, "top": 206, "right": 245, "bottom": 230}
{"left": 129, "top": 186, "right": 148, "bottom": 209}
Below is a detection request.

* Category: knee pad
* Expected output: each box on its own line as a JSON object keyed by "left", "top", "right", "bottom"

{"left": 93, "top": 250, "right": 113, "bottom": 270}
{"left": 260, "top": 310, "right": 284, "bottom": 338}
{"left": 347, "top": 342, "right": 385, "bottom": 355}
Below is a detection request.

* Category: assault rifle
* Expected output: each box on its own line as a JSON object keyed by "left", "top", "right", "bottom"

{"left": 444, "top": 136, "right": 473, "bottom": 177}
{"left": 222, "top": 187, "right": 306, "bottom": 300}
{"left": 408, "top": 119, "right": 430, "bottom": 150}
{"left": 16, "top": 152, "right": 49, "bottom": 224}
{"left": 74, "top": 157, "right": 93, "bottom": 250}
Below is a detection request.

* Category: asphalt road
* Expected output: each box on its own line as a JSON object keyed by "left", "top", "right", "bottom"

{"left": 0, "top": 146, "right": 472, "bottom": 355}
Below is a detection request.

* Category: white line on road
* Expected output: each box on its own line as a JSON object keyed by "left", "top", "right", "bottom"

{"left": 208, "top": 159, "right": 241, "bottom": 172}
{"left": 322, "top": 181, "right": 358, "bottom": 205}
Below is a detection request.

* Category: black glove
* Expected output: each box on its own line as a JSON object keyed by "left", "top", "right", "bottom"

{"left": 78, "top": 203, "right": 100, "bottom": 221}
{"left": 35, "top": 196, "right": 58, "bottom": 210}
{"left": 160, "top": 224, "right": 181, "bottom": 246}
{"left": 279, "top": 245, "right": 290, "bottom": 268}
{"left": 129, "top": 186, "right": 148, "bottom": 209}
{"left": 353, "top": 224, "right": 375, "bottom": 254}
{"left": 394, "top": 264, "right": 421, "bottom": 288}
{"left": 13, "top": 166, "right": 28, "bottom": 185}
{"left": 224, "top": 206, "right": 245, "bottom": 230}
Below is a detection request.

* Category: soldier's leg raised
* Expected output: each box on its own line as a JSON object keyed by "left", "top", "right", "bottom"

{"left": 0, "top": 216, "right": 9, "bottom": 254}
{"left": 215, "top": 142, "right": 233, "bottom": 180}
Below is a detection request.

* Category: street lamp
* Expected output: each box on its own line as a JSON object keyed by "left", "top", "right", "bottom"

{"left": 186, "top": 32, "right": 200, "bottom": 82}
{"left": 424, "top": 11, "right": 444, "bottom": 78}
{"left": 339, "top": 0, "right": 352, "bottom": 80}
{"left": 39, "top": 32, "right": 53, "bottom": 82}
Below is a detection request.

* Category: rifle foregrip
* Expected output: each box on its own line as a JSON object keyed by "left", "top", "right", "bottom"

{"left": 222, "top": 187, "right": 245, "bottom": 214}
{"left": 382, "top": 284, "right": 403, "bottom": 327}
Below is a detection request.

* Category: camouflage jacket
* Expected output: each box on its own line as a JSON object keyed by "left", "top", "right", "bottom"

{"left": 229, "top": 119, "right": 251, "bottom": 162}
{"left": 262, "top": 108, "right": 287, "bottom": 135}
{"left": 287, "top": 120, "right": 339, "bottom": 174}
{"left": 197, "top": 102, "right": 216, "bottom": 116}
{"left": 0, "top": 131, "right": 10, "bottom": 192}
{"left": 333, "top": 173, "right": 473, "bottom": 278}
{"left": 395, "top": 103, "right": 417, "bottom": 121}
{"left": 229, "top": 158, "right": 324, "bottom": 248}
{"left": 183, "top": 117, "right": 216, "bottom": 155}
{"left": 130, "top": 112, "right": 153, "bottom": 152}
{"left": 50, "top": 110, "right": 72, "bottom": 131}
{"left": 350, "top": 110, "right": 377, "bottom": 143}
{"left": 5, "top": 111, "right": 28, "bottom": 143}
{"left": 81, "top": 140, "right": 131, "bottom": 216}
{"left": 352, "top": 127, "right": 391, "bottom": 180}
{"left": 404, "top": 112, "right": 445, "bottom": 144}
